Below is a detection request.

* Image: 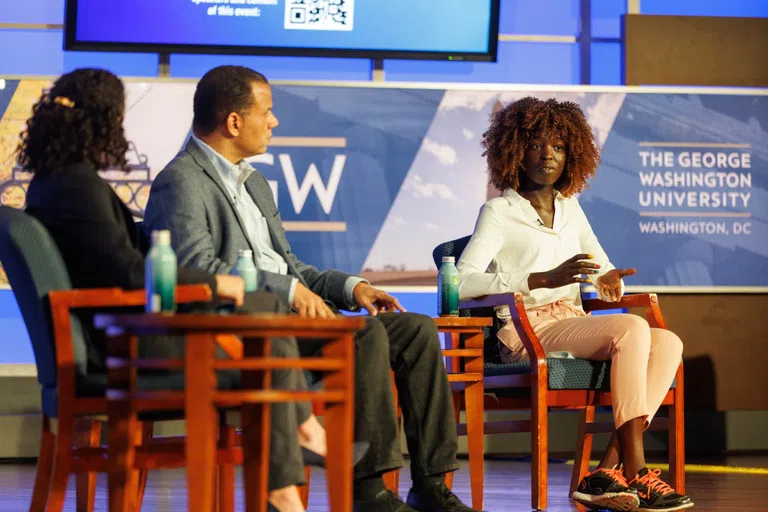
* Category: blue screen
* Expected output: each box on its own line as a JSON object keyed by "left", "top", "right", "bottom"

{"left": 69, "top": 0, "right": 497, "bottom": 59}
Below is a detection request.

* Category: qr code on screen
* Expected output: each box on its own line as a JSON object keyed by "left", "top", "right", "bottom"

{"left": 284, "top": 0, "right": 354, "bottom": 31}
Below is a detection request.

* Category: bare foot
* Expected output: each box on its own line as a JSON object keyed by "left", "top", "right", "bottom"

{"left": 268, "top": 484, "right": 305, "bottom": 512}
{"left": 297, "top": 414, "right": 327, "bottom": 457}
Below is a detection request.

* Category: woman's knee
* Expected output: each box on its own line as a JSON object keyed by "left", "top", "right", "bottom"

{"left": 613, "top": 314, "right": 652, "bottom": 350}
{"left": 652, "top": 328, "right": 683, "bottom": 360}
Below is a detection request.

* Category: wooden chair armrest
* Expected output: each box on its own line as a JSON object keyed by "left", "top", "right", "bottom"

{"left": 459, "top": 292, "right": 547, "bottom": 373}
{"left": 48, "top": 284, "right": 212, "bottom": 310}
{"left": 459, "top": 293, "right": 519, "bottom": 310}
{"left": 47, "top": 284, "right": 214, "bottom": 385}
{"left": 583, "top": 293, "right": 667, "bottom": 329}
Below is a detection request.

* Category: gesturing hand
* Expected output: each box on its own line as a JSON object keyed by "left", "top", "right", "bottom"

{"left": 352, "top": 283, "right": 406, "bottom": 317}
{"left": 596, "top": 268, "right": 637, "bottom": 302}
{"left": 538, "top": 253, "right": 601, "bottom": 289}
{"left": 292, "top": 282, "right": 336, "bottom": 319}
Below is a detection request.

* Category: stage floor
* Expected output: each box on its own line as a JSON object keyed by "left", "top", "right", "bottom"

{"left": 1, "top": 456, "right": 766, "bottom": 511}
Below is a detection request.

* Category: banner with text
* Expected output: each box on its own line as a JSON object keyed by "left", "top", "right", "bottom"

{"left": 1, "top": 79, "right": 766, "bottom": 289}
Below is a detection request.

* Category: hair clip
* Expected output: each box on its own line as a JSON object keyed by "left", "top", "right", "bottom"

{"left": 53, "top": 96, "right": 75, "bottom": 108}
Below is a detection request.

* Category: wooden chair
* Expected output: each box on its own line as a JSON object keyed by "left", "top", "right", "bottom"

{"left": 0, "top": 206, "right": 242, "bottom": 511}
{"left": 433, "top": 236, "right": 685, "bottom": 510}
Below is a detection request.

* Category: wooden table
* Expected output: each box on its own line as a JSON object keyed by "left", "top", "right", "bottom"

{"left": 94, "top": 313, "right": 365, "bottom": 512}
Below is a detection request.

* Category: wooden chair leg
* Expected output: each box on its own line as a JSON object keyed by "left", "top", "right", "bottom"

{"left": 570, "top": 407, "right": 595, "bottom": 496}
{"left": 46, "top": 415, "right": 75, "bottom": 512}
{"left": 132, "top": 422, "right": 153, "bottom": 509}
{"left": 218, "top": 424, "right": 237, "bottom": 512}
{"left": 75, "top": 419, "right": 102, "bottom": 512}
{"left": 298, "top": 466, "right": 311, "bottom": 509}
{"left": 30, "top": 415, "right": 56, "bottom": 512}
{"left": 669, "top": 370, "right": 685, "bottom": 493}
{"left": 531, "top": 388, "right": 548, "bottom": 511}
{"left": 444, "top": 391, "right": 463, "bottom": 490}
{"left": 107, "top": 414, "right": 140, "bottom": 512}
{"left": 464, "top": 381, "right": 485, "bottom": 510}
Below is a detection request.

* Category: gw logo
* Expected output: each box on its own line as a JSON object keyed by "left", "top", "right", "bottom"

{"left": 248, "top": 153, "right": 347, "bottom": 215}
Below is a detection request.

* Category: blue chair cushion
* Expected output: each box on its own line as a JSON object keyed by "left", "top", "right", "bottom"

{"left": 485, "top": 359, "right": 676, "bottom": 391}
{"left": 40, "top": 371, "right": 242, "bottom": 418}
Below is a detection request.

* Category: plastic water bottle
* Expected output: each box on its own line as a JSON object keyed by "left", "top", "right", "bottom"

{"left": 145, "top": 230, "right": 177, "bottom": 313}
{"left": 232, "top": 249, "right": 258, "bottom": 292}
{"left": 437, "top": 256, "right": 459, "bottom": 317}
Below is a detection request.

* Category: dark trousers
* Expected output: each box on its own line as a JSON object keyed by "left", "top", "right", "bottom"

{"left": 300, "top": 312, "right": 459, "bottom": 481}
{"left": 138, "top": 291, "right": 311, "bottom": 490}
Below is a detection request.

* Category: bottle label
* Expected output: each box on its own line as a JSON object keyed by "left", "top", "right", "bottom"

{"left": 150, "top": 294, "right": 161, "bottom": 313}
{"left": 438, "top": 267, "right": 459, "bottom": 317}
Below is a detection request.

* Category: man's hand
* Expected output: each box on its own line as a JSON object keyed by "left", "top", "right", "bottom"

{"left": 596, "top": 268, "right": 637, "bottom": 302}
{"left": 352, "top": 282, "right": 406, "bottom": 317}
{"left": 215, "top": 274, "right": 245, "bottom": 307}
{"left": 292, "top": 282, "right": 336, "bottom": 319}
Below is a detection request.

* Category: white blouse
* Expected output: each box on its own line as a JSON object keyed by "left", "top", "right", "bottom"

{"left": 457, "top": 188, "right": 623, "bottom": 321}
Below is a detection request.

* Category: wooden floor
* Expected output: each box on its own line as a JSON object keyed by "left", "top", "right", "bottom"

{"left": 1, "top": 457, "right": 766, "bottom": 511}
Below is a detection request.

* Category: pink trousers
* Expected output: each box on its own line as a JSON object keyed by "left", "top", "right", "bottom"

{"left": 497, "top": 301, "right": 683, "bottom": 429}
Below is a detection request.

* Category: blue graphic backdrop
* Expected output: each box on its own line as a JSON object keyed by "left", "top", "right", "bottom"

{"left": 581, "top": 93, "right": 768, "bottom": 287}
{"left": 257, "top": 86, "right": 444, "bottom": 273}
{"left": 1, "top": 82, "right": 766, "bottom": 290}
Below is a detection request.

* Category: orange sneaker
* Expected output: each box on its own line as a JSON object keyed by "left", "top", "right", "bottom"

{"left": 571, "top": 466, "right": 640, "bottom": 511}
{"left": 628, "top": 468, "right": 693, "bottom": 511}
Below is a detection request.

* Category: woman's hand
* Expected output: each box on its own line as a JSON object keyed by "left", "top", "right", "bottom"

{"left": 528, "top": 253, "right": 601, "bottom": 291}
{"left": 214, "top": 274, "right": 245, "bottom": 307}
{"left": 596, "top": 268, "right": 637, "bottom": 302}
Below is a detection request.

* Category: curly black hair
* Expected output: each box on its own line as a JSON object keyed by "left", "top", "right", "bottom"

{"left": 482, "top": 97, "right": 601, "bottom": 196}
{"left": 17, "top": 68, "right": 128, "bottom": 175}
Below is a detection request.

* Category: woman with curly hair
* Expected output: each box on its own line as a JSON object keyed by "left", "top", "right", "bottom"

{"left": 457, "top": 97, "right": 692, "bottom": 512}
{"left": 18, "top": 68, "right": 337, "bottom": 512}
{"left": 19, "top": 68, "right": 246, "bottom": 318}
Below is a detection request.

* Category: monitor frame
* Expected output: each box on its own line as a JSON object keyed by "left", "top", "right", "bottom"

{"left": 63, "top": 0, "right": 501, "bottom": 63}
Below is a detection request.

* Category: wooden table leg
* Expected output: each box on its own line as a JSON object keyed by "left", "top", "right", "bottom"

{"left": 464, "top": 331, "right": 485, "bottom": 510}
{"left": 108, "top": 332, "right": 139, "bottom": 512}
{"left": 185, "top": 332, "right": 217, "bottom": 512}
{"left": 323, "top": 333, "right": 354, "bottom": 512}
{"left": 242, "top": 336, "right": 271, "bottom": 512}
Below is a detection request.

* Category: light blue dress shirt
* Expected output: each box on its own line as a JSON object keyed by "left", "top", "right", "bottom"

{"left": 192, "top": 135, "right": 365, "bottom": 307}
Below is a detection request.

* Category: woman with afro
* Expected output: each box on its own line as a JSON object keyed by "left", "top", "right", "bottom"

{"left": 457, "top": 97, "right": 692, "bottom": 512}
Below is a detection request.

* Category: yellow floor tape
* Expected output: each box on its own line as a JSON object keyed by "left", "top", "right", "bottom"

{"left": 565, "top": 460, "right": 768, "bottom": 475}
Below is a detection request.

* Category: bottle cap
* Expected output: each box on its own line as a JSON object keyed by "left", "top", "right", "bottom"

{"left": 238, "top": 249, "right": 253, "bottom": 258}
{"left": 151, "top": 230, "right": 171, "bottom": 246}
{"left": 442, "top": 256, "right": 456, "bottom": 263}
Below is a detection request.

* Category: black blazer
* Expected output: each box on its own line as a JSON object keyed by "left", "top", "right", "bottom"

{"left": 25, "top": 163, "right": 219, "bottom": 371}
{"left": 25, "top": 162, "right": 217, "bottom": 293}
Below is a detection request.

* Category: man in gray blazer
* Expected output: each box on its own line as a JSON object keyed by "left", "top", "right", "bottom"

{"left": 144, "top": 66, "right": 478, "bottom": 512}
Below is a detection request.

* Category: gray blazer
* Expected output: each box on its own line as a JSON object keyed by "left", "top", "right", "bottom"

{"left": 143, "top": 139, "right": 353, "bottom": 308}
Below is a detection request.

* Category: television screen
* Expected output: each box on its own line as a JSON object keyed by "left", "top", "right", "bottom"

{"left": 65, "top": 0, "right": 500, "bottom": 62}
